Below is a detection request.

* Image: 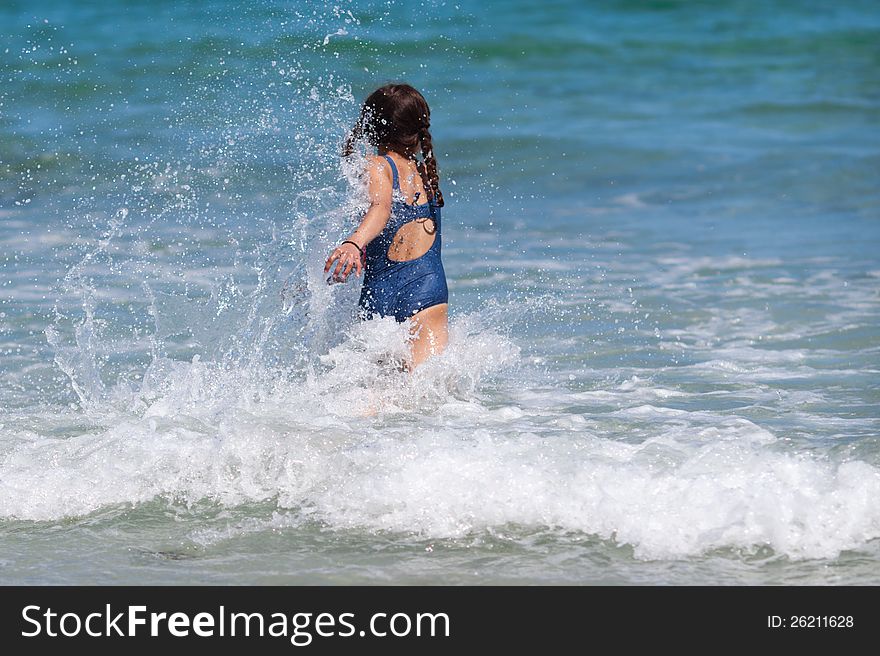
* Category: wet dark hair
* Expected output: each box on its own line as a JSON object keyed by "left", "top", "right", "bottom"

{"left": 343, "top": 83, "right": 443, "bottom": 206}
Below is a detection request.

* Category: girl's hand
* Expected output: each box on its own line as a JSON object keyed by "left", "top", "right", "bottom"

{"left": 324, "top": 242, "right": 363, "bottom": 282}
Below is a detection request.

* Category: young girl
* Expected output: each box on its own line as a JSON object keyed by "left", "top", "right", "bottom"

{"left": 324, "top": 84, "right": 448, "bottom": 369}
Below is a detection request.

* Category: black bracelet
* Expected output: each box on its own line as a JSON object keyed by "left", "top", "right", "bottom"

{"left": 341, "top": 240, "right": 363, "bottom": 254}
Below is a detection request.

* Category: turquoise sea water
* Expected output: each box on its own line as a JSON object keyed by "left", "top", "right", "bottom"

{"left": 1, "top": 0, "right": 879, "bottom": 584}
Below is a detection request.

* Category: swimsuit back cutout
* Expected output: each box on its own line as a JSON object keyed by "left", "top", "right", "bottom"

{"left": 358, "top": 154, "right": 448, "bottom": 322}
{"left": 368, "top": 155, "right": 440, "bottom": 260}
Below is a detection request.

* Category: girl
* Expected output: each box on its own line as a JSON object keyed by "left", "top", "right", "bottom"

{"left": 324, "top": 84, "right": 448, "bottom": 369}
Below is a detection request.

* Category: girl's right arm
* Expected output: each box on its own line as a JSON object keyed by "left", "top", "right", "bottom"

{"left": 324, "top": 157, "right": 392, "bottom": 281}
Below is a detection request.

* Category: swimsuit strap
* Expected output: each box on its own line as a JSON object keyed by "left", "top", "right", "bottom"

{"left": 382, "top": 154, "right": 400, "bottom": 190}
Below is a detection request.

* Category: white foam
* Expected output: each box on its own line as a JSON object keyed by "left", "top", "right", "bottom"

{"left": 2, "top": 337, "right": 879, "bottom": 561}
{"left": 612, "top": 192, "right": 647, "bottom": 208}
{"left": 657, "top": 255, "right": 784, "bottom": 275}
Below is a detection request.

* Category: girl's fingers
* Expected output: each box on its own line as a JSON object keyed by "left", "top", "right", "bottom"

{"left": 338, "top": 255, "right": 354, "bottom": 279}
{"left": 325, "top": 249, "right": 364, "bottom": 280}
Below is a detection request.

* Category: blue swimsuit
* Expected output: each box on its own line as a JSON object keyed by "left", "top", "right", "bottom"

{"left": 358, "top": 155, "right": 448, "bottom": 322}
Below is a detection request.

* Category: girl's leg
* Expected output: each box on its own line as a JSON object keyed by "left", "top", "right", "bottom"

{"left": 408, "top": 303, "right": 448, "bottom": 368}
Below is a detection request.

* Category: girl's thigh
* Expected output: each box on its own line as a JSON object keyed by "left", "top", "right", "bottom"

{"left": 408, "top": 303, "right": 448, "bottom": 366}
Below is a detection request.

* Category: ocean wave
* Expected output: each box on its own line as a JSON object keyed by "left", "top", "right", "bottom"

{"left": 3, "top": 332, "right": 879, "bottom": 562}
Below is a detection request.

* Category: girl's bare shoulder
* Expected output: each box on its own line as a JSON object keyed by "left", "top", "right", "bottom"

{"left": 365, "top": 155, "right": 393, "bottom": 181}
